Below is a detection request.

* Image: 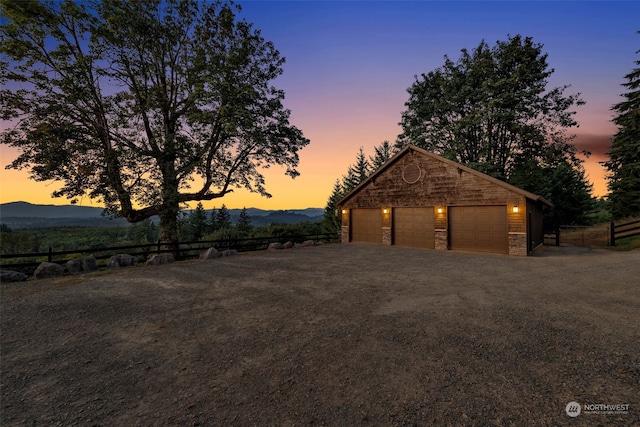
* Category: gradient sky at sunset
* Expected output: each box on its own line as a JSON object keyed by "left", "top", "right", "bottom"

{"left": 0, "top": 1, "right": 638, "bottom": 210}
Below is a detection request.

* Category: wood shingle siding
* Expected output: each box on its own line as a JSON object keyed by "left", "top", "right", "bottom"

{"left": 338, "top": 145, "right": 551, "bottom": 256}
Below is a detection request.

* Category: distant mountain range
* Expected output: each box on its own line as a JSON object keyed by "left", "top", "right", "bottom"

{"left": 0, "top": 202, "right": 324, "bottom": 229}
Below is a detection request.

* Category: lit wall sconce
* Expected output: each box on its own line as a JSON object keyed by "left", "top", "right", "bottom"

{"left": 437, "top": 206, "right": 443, "bottom": 214}
{"left": 342, "top": 209, "right": 347, "bottom": 214}
{"left": 512, "top": 205, "right": 519, "bottom": 213}
{"left": 383, "top": 208, "right": 388, "bottom": 214}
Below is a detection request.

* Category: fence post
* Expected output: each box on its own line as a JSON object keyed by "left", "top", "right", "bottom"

{"left": 610, "top": 220, "right": 616, "bottom": 246}
{"left": 48, "top": 246, "right": 53, "bottom": 262}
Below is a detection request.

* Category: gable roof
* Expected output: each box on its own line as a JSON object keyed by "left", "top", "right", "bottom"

{"left": 337, "top": 144, "right": 552, "bottom": 207}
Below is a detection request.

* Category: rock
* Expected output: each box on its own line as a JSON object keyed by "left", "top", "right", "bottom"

{"left": 283, "top": 241, "right": 294, "bottom": 249}
{"left": 145, "top": 253, "right": 175, "bottom": 266}
{"left": 301, "top": 240, "right": 315, "bottom": 247}
{"left": 107, "top": 254, "right": 138, "bottom": 269}
{"left": 268, "top": 242, "right": 283, "bottom": 251}
{"left": 221, "top": 249, "right": 238, "bottom": 257}
{"left": 0, "top": 270, "right": 28, "bottom": 282}
{"left": 66, "top": 257, "right": 98, "bottom": 275}
{"left": 34, "top": 262, "right": 65, "bottom": 279}
{"left": 199, "top": 247, "right": 221, "bottom": 260}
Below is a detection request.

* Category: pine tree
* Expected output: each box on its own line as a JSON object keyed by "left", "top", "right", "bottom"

{"left": 603, "top": 44, "right": 640, "bottom": 219}
{"left": 341, "top": 147, "right": 371, "bottom": 193}
{"left": 353, "top": 147, "right": 371, "bottom": 183}
{"left": 341, "top": 165, "right": 359, "bottom": 194}
{"left": 237, "top": 207, "right": 252, "bottom": 235}
{"left": 323, "top": 179, "right": 344, "bottom": 234}
{"left": 370, "top": 140, "right": 394, "bottom": 170}
{"left": 188, "top": 202, "right": 208, "bottom": 241}
{"left": 216, "top": 204, "right": 232, "bottom": 230}
{"left": 210, "top": 208, "right": 218, "bottom": 232}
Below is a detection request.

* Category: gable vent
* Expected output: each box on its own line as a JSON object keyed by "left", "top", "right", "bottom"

{"left": 402, "top": 163, "right": 421, "bottom": 184}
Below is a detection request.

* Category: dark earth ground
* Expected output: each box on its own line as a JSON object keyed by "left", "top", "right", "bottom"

{"left": 1, "top": 243, "right": 639, "bottom": 426}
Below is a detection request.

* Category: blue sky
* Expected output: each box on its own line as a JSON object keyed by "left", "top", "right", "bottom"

{"left": 1, "top": 1, "right": 637, "bottom": 208}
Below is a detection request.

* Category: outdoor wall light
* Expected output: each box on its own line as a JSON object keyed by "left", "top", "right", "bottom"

{"left": 342, "top": 209, "right": 346, "bottom": 214}
{"left": 437, "top": 206, "right": 443, "bottom": 214}
{"left": 512, "top": 205, "right": 519, "bottom": 213}
{"left": 383, "top": 208, "right": 388, "bottom": 214}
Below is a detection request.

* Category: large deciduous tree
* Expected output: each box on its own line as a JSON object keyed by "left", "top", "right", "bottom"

{"left": 603, "top": 44, "right": 640, "bottom": 220}
{"left": 398, "top": 35, "right": 584, "bottom": 179}
{"left": 0, "top": 0, "right": 309, "bottom": 249}
{"left": 397, "top": 35, "right": 593, "bottom": 225}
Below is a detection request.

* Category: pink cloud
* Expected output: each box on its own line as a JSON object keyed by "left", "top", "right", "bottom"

{"left": 573, "top": 133, "right": 614, "bottom": 161}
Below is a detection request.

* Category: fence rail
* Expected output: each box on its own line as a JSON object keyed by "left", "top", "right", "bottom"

{"left": 610, "top": 218, "right": 640, "bottom": 246}
{"left": 0, "top": 232, "right": 338, "bottom": 275}
{"left": 543, "top": 228, "right": 560, "bottom": 246}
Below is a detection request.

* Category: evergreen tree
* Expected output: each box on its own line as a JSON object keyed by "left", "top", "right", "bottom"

{"left": 237, "top": 207, "right": 253, "bottom": 235}
{"left": 127, "top": 218, "right": 158, "bottom": 244}
{"left": 352, "top": 147, "right": 371, "bottom": 183}
{"left": 510, "top": 159, "right": 595, "bottom": 226}
{"left": 210, "top": 208, "right": 218, "bottom": 232}
{"left": 603, "top": 43, "right": 640, "bottom": 219}
{"left": 188, "top": 202, "right": 208, "bottom": 241}
{"left": 341, "top": 147, "right": 371, "bottom": 193}
{"left": 341, "top": 165, "right": 359, "bottom": 194}
{"left": 216, "top": 204, "right": 232, "bottom": 230}
{"left": 370, "top": 140, "right": 395, "bottom": 170}
{"left": 323, "top": 179, "right": 344, "bottom": 234}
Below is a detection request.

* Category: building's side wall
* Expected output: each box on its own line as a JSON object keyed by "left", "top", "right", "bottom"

{"left": 526, "top": 199, "right": 545, "bottom": 253}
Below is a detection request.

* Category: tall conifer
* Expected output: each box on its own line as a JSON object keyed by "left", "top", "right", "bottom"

{"left": 603, "top": 45, "right": 640, "bottom": 219}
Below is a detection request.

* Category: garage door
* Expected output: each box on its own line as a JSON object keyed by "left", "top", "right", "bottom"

{"left": 351, "top": 208, "right": 382, "bottom": 243}
{"left": 393, "top": 207, "right": 435, "bottom": 248}
{"left": 449, "top": 206, "right": 508, "bottom": 254}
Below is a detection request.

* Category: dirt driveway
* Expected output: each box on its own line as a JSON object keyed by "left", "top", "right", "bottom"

{"left": 1, "top": 243, "right": 639, "bottom": 426}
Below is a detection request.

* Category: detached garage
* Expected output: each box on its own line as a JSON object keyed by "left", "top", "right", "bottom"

{"left": 338, "top": 145, "right": 551, "bottom": 256}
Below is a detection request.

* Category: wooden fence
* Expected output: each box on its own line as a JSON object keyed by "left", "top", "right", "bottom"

{"left": 0, "top": 232, "right": 338, "bottom": 275}
{"left": 610, "top": 218, "right": 640, "bottom": 246}
{"left": 543, "top": 228, "right": 561, "bottom": 246}
{"left": 544, "top": 218, "right": 640, "bottom": 247}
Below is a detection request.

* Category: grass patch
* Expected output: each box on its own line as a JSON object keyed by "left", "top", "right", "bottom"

{"left": 612, "top": 234, "right": 640, "bottom": 251}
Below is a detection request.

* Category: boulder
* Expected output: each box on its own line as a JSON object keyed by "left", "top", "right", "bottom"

{"left": 221, "top": 249, "right": 238, "bottom": 257}
{"left": 283, "top": 241, "right": 294, "bottom": 249}
{"left": 34, "top": 262, "right": 65, "bottom": 280}
{"left": 0, "top": 270, "right": 28, "bottom": 283}
{"left": 199, "top": 247, "right": 221, "bottom": 260}
{"left": 107, "top": 254, "right": 138, "bottom": 269}
{"left": 66, "top": 257, "right": 98, "bottom": 275}
{"left": 145, "top": 253, "right": 175, "bottom": 266}
{"left": 301, "top": 240, "right": 315, "bottom": 247}
{"left": 268, "top": 242, "right": 283, "bottom": 251}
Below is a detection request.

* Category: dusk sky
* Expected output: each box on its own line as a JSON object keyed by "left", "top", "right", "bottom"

{"left": 0, "top": 1, "right": 638, "bottom": 210}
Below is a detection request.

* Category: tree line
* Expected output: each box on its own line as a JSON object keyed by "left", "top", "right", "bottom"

{"left": 1, "top": 2, "right": 637, "bottom": 246}
{"left": 0, "top": 206, "right": 324, "bottom": 255}
{"left": 324, "top": 35, "right": 640, "bottom": 233}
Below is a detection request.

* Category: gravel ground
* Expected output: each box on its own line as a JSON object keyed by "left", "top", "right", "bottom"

{"left": 1, "top": 243, "right": 639, "bottom": 426}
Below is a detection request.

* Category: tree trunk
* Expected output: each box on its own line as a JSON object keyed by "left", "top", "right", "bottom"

{"left": 158, "top": 205, "right": 180, "bottom": 257}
